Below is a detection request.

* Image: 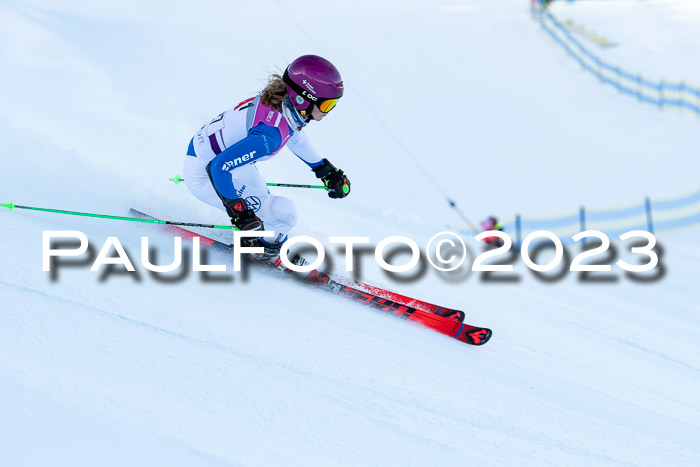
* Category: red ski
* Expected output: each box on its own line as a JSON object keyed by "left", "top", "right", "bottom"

{"left": 303, "top": 270, "right": 491, "bottom": 346}
{"left": 129, "top": 209, "right": 492, "bottom": 346}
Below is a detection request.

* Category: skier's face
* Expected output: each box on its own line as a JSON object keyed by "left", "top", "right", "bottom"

{"left": 311, "top": 105, "right": 327, "bottom": 121}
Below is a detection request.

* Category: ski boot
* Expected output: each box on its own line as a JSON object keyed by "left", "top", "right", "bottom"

{"left": 222, "top": 197, "right": 310, "bottom": 272}
{"left": 241, "top": 237, "right": 310, "bottom": 273}
{"left": 240, "top": 237, "right": 282, "bottom": 266}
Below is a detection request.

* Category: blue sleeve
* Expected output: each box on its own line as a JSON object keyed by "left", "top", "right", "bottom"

{"left": 207, "top": 123, "right": 282, "bottom": 199}
{"left": 285, "top": 130, "right": 326, "bottom": 168}
{"left": 304, "top": 158, "right": 325, "bottom": 169}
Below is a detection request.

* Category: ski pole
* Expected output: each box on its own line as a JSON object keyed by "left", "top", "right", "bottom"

{"left": 0, "top": 201, "right": 234, "bottom": 230}
{"left": 267, "top": 182, "right": 327, "bottom": 190}
{"left": 169, "top": 174, "right": 327, "bottom": 190}
{"left": 447, "top": 198, "right": 481, "bottom": 234}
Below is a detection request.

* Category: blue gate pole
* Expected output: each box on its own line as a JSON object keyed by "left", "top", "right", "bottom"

{"left": 645, "top": 197, "right": 654, "bottom": 233}
{"left": 579, "top": 206, "right": 587, "bottom": 249}
{"left": 515, "top": 214, "right": 522, "bottom": 250}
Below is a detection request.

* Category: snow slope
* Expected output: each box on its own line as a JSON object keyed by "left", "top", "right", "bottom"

{"left": 1, "top": 0, "right": 699, "bottom": 465}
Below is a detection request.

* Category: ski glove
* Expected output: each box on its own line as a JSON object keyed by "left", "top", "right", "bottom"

{"left": 223, "top": 197, "right": 264, "bottom": 231}
{"left": 312, "top": 159, "right": 351, "bottom": 199}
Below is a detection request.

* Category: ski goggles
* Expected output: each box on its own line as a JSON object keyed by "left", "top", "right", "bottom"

{"left": 318, "top": 98, "right": 340, "bottom": 113}
{"left": 283, "top": 69, "right": 341, "bottom": 113}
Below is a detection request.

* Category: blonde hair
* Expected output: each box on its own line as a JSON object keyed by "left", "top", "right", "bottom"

{"left": 260, "top": 74, "right": 287, "bottom": 110}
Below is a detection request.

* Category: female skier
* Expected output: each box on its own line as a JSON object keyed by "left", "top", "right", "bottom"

{"left": 183, "top": 55, "right": 350, "bottom": 265}
{"left": 480, "top": 216, "right": 505, "bottom": 247}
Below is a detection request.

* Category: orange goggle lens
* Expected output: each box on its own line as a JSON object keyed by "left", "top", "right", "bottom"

{"left": 319, "top": 98, "right": 340, "bottom": 113}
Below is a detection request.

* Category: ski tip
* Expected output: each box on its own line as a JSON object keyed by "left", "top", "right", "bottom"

{"left": 1, "top": 201, "right": 14, "bottom": 212}
{"left": 462, "top": 327, "right": 492, "bottom": 346}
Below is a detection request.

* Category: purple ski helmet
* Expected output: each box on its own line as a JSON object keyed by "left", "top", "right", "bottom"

{"left": 283, "top": 55, "right": 344, "bottom": 118}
